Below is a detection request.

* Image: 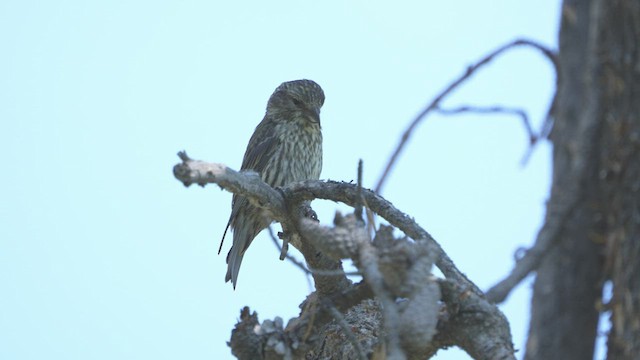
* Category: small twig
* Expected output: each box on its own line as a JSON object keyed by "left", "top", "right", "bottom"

{"left": 354, "top": 160, "right": 377, "bottom": 240}
{"left": 177, "top": 150, "right": 190, "bottom": 162}
{"left": 268, "top": 226, "right": 309, "bottom": 277}
{"left": 278, "top": 234, "right": 290, "bottom": 261}
{"left": 364, "top": 201, "right": 377, "bottom": 242}
{"left": 435, "top": 105, "right": 534, "bottom": 141}
{"left": 354, "top": 159, "right": 364, "bottom": 222}
{"left": 485, "top": 194, "right": 579, "bottom": 303}
{"left": 375, "top": 38, "right": 558, "bottom": 194}
{"left": 268, "top": 226, "right": 361, "bottom": 278}
{"left": 540, "top": 93, "right": 556, "bottom": 140}
{"left": 434, "top": 104, "right": 540, "bottom": 165}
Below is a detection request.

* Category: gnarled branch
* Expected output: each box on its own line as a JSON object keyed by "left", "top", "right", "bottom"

{"left": 174, "top": 151, "right": 515, "bottom": 359}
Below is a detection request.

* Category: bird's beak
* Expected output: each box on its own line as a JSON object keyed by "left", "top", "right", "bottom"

{"left": 309, "top": 107, "right": 321, "bottom": 124}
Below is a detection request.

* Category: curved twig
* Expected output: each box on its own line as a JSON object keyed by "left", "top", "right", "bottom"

{"left": 282, "top": 180, "right": 484, "bottom": 297}
{"left": 375, "top": 38, "right": 558, "bottom": 194}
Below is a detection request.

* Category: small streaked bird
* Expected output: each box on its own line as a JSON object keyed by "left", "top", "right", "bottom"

{"left": 219, "top": 79, "right": 325, "bottom": 288}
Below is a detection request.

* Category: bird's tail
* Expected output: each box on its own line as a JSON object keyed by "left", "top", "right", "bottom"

{"left": 225, "top": 243, "right": 244, "bottom": 289}
{"left": 225, "top": 209, "right": 265, "bottom": 289}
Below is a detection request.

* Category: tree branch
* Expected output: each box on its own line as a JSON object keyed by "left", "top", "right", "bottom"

{"left": 485, "top": 31, "right": 601, "bottom": 305}
{"left": 282, "top": 180, "right": 485, "bottom": 297}
{"left": 485, "top": 190, "right": 581, "bottom": 303}
{"left": 174, "top": 151, "right": 287, "bottom": 221}
{"left": 434, "top": 104, "right": 539, "bottom": 164}
{"left": 425, "top": 279, "right": 516, "bottom": 360}
{"left": 375, "top": 38, "right": 559, "bottom": 194}
{"left": 175, "top": 151, "right": 479, "bottom": 295}
{"left": 174, "top": 152, "right": 514, "bottom": 359}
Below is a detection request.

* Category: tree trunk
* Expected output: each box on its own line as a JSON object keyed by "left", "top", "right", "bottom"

{"left": 598, "top": 0, "right": 640, "bottom": 358}
{"left": 526, "top": 0, "right": 640, "bottom": 358}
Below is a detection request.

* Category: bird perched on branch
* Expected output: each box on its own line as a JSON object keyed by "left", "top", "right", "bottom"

{"left": 219, "top": 79, "right": 325, "bottom": 288}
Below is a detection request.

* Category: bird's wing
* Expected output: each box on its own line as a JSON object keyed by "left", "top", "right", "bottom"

{"left": 218, "top": 117, "right": 279, "bottom": 253}
{"left": 240, "top": 117, "right": 279, "bottom": 173}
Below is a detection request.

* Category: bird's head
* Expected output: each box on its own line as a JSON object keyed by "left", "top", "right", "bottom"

{"left": 266, "top": 79, "right": 325, "bottom": 125}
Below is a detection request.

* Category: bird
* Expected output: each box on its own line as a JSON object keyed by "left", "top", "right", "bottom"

{"left": 219, "top": 79, "right": 325, "bottom": 288}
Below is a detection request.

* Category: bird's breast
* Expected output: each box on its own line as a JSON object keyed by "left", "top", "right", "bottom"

{"left": 263, "top": 122, "right": 322, "bottom": 187}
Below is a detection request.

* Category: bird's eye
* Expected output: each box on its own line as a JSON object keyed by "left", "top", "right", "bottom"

{"left": 292, "top": 98, "right": 303, "bottom": 107}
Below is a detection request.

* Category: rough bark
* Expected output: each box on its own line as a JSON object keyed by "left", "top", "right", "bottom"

{"left": 525, "top": 1, "right": 605, "bottom": 358}
{"left": 598, "top": 0, "right": 640, "bottom": 358}
{"left": 527, "top": 0, "right": 640, "bottom": 358}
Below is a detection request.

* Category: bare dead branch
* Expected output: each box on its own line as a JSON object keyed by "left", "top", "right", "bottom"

{"left": 424, "top": 279, "right": 516, "bottom": 360}
{"left": 485, "top": 164, "right": 587, "bottom": 304}
{"left": 375, "top": 38, "right": 559, "bottom": 194}
{"left": 295, "top": 215, "right": 407, "bottom": 357}
{"left": 282, "top": 180, "right": 485, "bottom": 297}
{"left": 435, "top": 104, "right": 534, "bottom": 140}
{"left": 434, "top": 104, "right": 541, "bottom": 164}
{"left": 174, "top": 151, "right": 287, "bottom": 221}
{"left": 175, "top": 153, "right": 512, "bottom": 358}
{"left": 485, "top": 33, "right": 601, "bottom": 304}
{"left": 268, "top": 226, "right": 361, "bottom": 278}
{"left": 298, "top": 216, "right": 441, "bottom": 359}
{"left": 175, "top": 152, "right": 479, "bottom": 295}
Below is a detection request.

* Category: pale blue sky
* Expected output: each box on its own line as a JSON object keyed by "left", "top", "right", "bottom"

{"left": 1, "top": 1, "right": 560, "bottom": 359}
